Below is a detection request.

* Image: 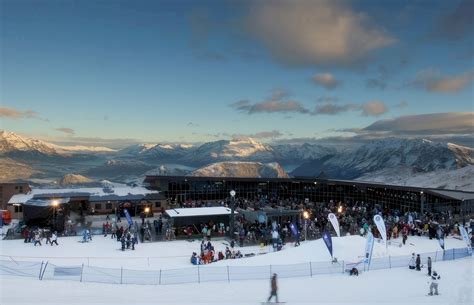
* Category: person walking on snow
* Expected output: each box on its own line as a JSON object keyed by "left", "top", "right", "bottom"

{"left": 428, "top": 271, "right": 440, "bottom": 296}
{"left": 50, "top": 231, "right": 59, "bottom": 246}
{"left": 416, "top": 254, "right": 421, "bottom": 271}
{"left": 267, "top": 273, "right": 279, "bottom": 303}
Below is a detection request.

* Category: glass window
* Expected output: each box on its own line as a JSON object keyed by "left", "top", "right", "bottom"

{"left": 106, "top": 203, "right": 112, "bottom": 209}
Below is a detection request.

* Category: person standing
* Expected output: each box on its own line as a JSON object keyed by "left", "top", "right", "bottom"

{"left": 51, "top": 231, "right": 59, "bottom": 246}
{"left": 267, "top": 273, "right": 278, "bottom": 303}
{"left": 416, "top": 254, "right": 421, "bottom": 271}
{"left": 427, "top": 257, "right": 432, "bottom": 276}
{"left": 428, "top": 271, "right": 440, "bottom": 296}
{"left": 409, "top": 253, "right": 415, "bottom": 270}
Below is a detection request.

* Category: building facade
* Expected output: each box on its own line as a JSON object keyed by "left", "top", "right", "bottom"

{"left": 144, "top": 176, "right": 474, "bottom": 214}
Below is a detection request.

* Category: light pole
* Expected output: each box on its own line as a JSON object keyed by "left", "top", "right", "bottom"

{"left": 229, "top": 190, "right": 236, "bottom": 240}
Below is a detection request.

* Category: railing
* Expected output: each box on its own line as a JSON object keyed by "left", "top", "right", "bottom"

{"left": 0, "top": 247, "right": 471, "bottom": 285}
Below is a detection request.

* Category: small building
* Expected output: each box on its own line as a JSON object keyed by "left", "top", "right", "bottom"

{"left": 164, "top": 206, "right": 236, "bottom": 230}
{"left": 0, "top": 182, "right": 31, "bottom": 212}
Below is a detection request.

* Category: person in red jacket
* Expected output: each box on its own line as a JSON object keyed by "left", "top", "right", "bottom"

{"left": 23, "top": 227, "right": 29, "bottom": 243}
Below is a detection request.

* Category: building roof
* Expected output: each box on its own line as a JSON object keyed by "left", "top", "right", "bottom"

{"left": 8, "top": 184, "right": 159, "bottom": 204}
{"left": 165, "top": 207, "right": 236, "bottom": 218}
{"left": 426, "top": 189, "right": 474, "bottom": 201}
{"left": 24, "top": 197, "right": 70, "bottom": 207}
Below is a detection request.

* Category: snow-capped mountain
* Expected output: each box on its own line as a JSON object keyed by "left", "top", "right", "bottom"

{"left": 58, "top": 173, "right": 95, "bottom": 185}
{"left": 273, "top": 143, "right": 336, "bottom": 164}
{"left": 179, "top": 138, "right": 275, "bottom": 165}
{"left": 117, "top": 143, "right": 194, "bottom": 161}
{"left": 0, "top": 130, "right": 59, "bottom": 156}
{"left": 190, "top": 161, "right": 289, "bottom": 178}
{"left": 357, "top": 165, "right": 474, "bottom": 192}
{"left": 291, "top": 138, "right": 473, "bottom": 179}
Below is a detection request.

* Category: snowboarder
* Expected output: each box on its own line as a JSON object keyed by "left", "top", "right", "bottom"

{"left": 267, "top": 273, "right": 278, "bottom": 303}
{"left": 409, "top": 253, "right": 415, "bottom": 270}
{"left": 50, "top": 231, "right": 59, "bottom": 246}
{"left": 427, "top": 257, "right": 432, "bottom": 276}
{"left": 416, "top": 254, "right": 421, "bottom": 271}
{"left": 428, "top": 271, "right": 440, "bottom": 296}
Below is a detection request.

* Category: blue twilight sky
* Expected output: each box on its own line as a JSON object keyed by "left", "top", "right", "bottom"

{"left": 1, "top": 0, "right": 473, "bottom": 148}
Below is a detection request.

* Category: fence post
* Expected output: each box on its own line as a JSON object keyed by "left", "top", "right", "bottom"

{"left": 120, "top": 267, "right": 123, "bottom": 284}
{"left": 39, "top": 261, "right": 44, "bottom": 280}
{"left": 159, "top": 269, "right": 162, "bottom": 285}
{"left": 389, "top": 256, "right": 392, "bottom": 269}
{"left": 80, "top": 264, "right": 84, "bottom": 282}
{"left": 434, "top": 250, "right": 438, "bottom": 262}
{"left": 40, "top": 261, "right": 48, "bottom": 280}
{"left": 197, "top": 265, "right": 200, "bottom": 283}
{"left": 309, "top": 262, "right": 312, "bottom": 277}
{"left": 270, "top": 265, "right": 272, "bottom": 277}
{"left": 227, "top": 266, "right": 230, "bottom": 283}
{"left": 453, "top": 248, "right": 455, "bottom": 260}
{"left": 342, "top": 261, "right": 345, "bottom": 274}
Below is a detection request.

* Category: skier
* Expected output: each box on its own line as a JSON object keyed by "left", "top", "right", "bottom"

{"left": 416, "top": 254, "right": 421, "bottom": 271}
{"left": 428, "top": 271, "right": 440, "bottom": 296}
{"left": 267, "top": 273, "right": 278, "bottom": 303}
{"left": 50, "top": 231, "right": 59, "bottom": 246}
{"left": 120, "top": 234, "right": 126, "bottom": 251}
{"left": 427, "top": 257, "right": 432, "bottom": 276}
{"left": 409, "top": 253, "right": 415, "bottom": 270}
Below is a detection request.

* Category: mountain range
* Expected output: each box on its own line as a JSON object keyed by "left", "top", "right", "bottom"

{"left": 1, "top": 130, "right": 473, "bottom": 190}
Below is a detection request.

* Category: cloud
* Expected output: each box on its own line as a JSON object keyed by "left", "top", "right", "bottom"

{"left": 410, "top": 69, "right": 474, "bottom": 93}
{"left": 245, "top": 0, "right": 396, "bottom": 67}
{"left": 250, "top": 130, "right": 283, "bottom": 139}
{"left": 360, "top": 101, "right": 388, "bottom": 116}
{"left": 187, "top": 122, "right": 199, "bottom": 127}
{"left": 230, "top": 89, "right": 310, "bottom": 114}
{"left": 433, "top": 0, "right": 474, "bottom": 40}
{"left": 55, "top": 127, "right": 75, "bottom": 136}
{"left": 362, "top": 112, "right": 474, "bottom": 135}
{"left": 313, "top": 101, "right": 388, "bottom": 117}
{"left": 314, "top": 103, "right": 356, "bottom": 115}
{"left": 312, "top": 73, "right": 341, "bottom": 90}
{"left": 0, "top": 107, "right": 48, "bottom": 121}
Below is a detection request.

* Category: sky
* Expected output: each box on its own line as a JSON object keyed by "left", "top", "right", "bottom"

{"left": 1, "top": 0, "right": 473, "bottom": 148}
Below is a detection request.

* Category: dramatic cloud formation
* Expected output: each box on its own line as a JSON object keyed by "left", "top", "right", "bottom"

{"left": 55, "top": 127, "right": 75, "bottom": 136}
{"left": 312, "top": 73, "right": 341, "bottom": 90}
{"left": 363, "top": 112, "right": 473, "bottom": 135}
{"left": 0, "top": 107, "right": 48, "bottom": 121}
{"left": 246, "top": 0, "right": 396, "bottom": 67}
{"left": 433, "top": 0, "right": 474, "bottom": 40}
{"left": 410, "top": 69, "right": 474, "bottom": 93}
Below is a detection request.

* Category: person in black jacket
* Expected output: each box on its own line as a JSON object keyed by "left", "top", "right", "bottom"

{"left": 416, "top": 254, "right": 421, "bottom": 271}
{"left": 427, "top": 257, "right": 432, "bottom": 276}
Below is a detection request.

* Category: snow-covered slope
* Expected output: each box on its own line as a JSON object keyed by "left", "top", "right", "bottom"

{"left": 357, "top": 165, "right": 474, "bottom": 191}
{"left": 0, "top": 130, "right": 59, "bottom": 155}
{"left": 292, "top": 138, "right": 474, "bottom": 179}
{"left": 117, "top": 143, "right": 193, "bottom": 160}
{"left": 190, "top": 161, "right": 289, "bottom": 178}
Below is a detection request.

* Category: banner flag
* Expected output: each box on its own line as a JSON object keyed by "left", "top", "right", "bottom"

{"left": 328, "top": 213, "right": 341, "bottom": 237}
{"left": 364, "top": 232, "right": 375, "bottom": 268}
{"left": 459, "top": 226, "right": 472, "bottom": 255}
{"left": 373, "top": 214, "right": 387, "bottom": 248}
{"left": 124, "top": 209, "right": 133, "bottom": 226}
{"left": 322, "top": 231, "right": 333, "bottom": 258}
{"left": 289, "top": 222, "right": 299, "bottom": 237}
{"left": 436, "top": 226, "right": 445, "bottom": 250}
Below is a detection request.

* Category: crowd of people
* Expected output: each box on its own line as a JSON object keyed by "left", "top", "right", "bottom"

{"left": 22, "top": 227, "right": 59, "bottom": 246}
